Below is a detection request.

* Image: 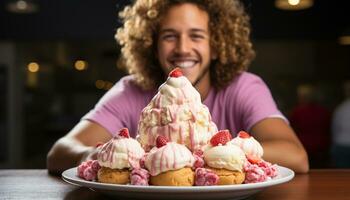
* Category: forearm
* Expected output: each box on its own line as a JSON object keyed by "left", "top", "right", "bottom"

{"left": 47, "top": 137, "right": 94, "bottom": 175}
{"left": 261, "top": 140, "right": 309, "bottom": 173}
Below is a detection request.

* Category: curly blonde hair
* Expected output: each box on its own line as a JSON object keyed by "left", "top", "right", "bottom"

{"left": 116, "top": 0, "right": 255, "bottom": 90}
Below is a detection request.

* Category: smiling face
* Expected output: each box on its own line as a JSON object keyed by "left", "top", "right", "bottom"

{"left": 157, "top": 3, "right": 215, "bottom": 85}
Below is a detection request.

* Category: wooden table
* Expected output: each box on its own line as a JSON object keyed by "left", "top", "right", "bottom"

{"left": 0, "top": 169, "right": 349, "bottom": 199}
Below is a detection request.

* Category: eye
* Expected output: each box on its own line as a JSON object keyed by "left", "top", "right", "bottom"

{"left": 162, "top": 34, "right": 177, "bottom": 41}
{"left": 191, "top": 34, "right": 205, "bottom": 41}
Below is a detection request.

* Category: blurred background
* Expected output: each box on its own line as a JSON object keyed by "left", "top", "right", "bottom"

{"left": 0, "top": 0, "right": 350, "bottom": 169}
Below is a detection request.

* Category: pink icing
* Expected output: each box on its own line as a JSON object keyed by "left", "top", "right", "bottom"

{"left": 77, "top": 161, "right": 89, "bottom": 178}
{"left": 97, "top": 137, "right": 144, "bottom": 169}
{"left": 139, "top": 153, "right": 147, "bottom": 169}
{"left": 257, "top": 160, "right": 278, "bottom": 178}
{"left": 193, "top": 149, "right": 204, "bottom": 157}
{"left": 146, "top": 142, "right": 194, "bottom": 176}
{"left": 77, "top": 160, "right": 101, "bottom": 181}
{"left": 130, "top": 168, "right": 150, "bottom": 185}
{"left": 83, "top": 167, "right": 96, "bottom": 181}
{"left": 141, "top": 105, "right": 213, "bottom": 151}
{"left": 128, "top": 151, "right": 141, "bottom": 169}
{"left": 243, "top": 160, "right": 278, "bottom": 183}
{"left": 99, "top": 141, "right": 115, "bottom": 163}
{"left": 195, "top": 168, "right": 219, "bottom": 186}
{"left": 193, "top": 150, "right": 205, "bottom": 169}
{"left": 138, "top": 77, "right": 217, "bottom": 152}
{"left": 91, "top": 160, "right": 101, "bottom": 171}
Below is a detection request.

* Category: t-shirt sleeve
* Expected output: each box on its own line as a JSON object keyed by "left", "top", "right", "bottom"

{"left": 81, "top": 76, "right": 137, "bottom": 137}
{"left": 233, "top": 73, "right": 287, "bottom": 131}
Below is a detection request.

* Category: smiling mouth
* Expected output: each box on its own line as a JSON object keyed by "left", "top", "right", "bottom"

{"left": 170, "top": 60, "right": 198, "bottom": 69}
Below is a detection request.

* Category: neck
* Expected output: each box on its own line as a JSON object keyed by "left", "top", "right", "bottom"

{"left": 194, "top": 71, "right": 211, "bottom": 101}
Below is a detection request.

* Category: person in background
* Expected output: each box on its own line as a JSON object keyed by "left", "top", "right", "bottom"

{"left": 331, "top": 80, "right": 350, "bottom": 168}
{"left": 289, "top": 84, "right": 331, "bottom": 168}
{"left": 47, "top": 0, "right": 309, "bottom": 174}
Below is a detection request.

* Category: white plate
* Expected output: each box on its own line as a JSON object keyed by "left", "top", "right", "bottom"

{"left": 62, "top": 166, "right": 294, "bottom": 200}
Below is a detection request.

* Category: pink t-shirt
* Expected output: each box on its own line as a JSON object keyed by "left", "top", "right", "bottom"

{"left": 82, "top": 72, "right": 285, "bottom": 138}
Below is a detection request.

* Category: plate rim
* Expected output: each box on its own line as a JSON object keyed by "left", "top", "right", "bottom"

{"left": 62, "top": 165, "right": 294, "bottom": 193}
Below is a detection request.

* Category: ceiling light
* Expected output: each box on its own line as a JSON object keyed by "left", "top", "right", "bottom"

{"left": 338, "top": 36, "right": 350, "bottom": 46}
{"left": 288, "top": 0, "right": 300, "bottom": 6}
{"left": 27, "top": 62, "right": 39, "bottom": 73}
{"left": 6, "top": 0, "right": 39, "bottom": 14}
{"left": 275, "top": 0, "right": 314, "bottom": 10}
{"left": 74, "top": 60, "right": 88, "bottom": 71}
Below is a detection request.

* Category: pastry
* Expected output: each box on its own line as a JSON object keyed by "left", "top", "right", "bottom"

{"left": 203, "top": 130, "right": 246, "bottom": 185}
{"left": 145, "top": 135, "right": 195, "bottom": 186}
{"left": 96, "top": 128, "right": 145, "bottom": 184}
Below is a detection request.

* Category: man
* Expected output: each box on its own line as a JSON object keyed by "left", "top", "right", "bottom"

{"left": 47, "top": 0, "right": 309, "bottom": 174}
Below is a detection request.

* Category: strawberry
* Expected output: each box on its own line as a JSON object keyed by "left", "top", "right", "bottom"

{"left": 156, "top": 135, "right": 168, "bottom": 148}
{"left": 169, "top": 67, "right": 183, "bottom": 77}
{"left": 95, "top": 142, "right": 104, "bottom": 148}
{"left": 247, "top": 155, "right": 261, "bottom": 164}
{"left": 210, "top": 130, "right": 232, "bottom": 146}
{"left": 118, "top": 128, "right": 130, "bottom": 138}
{"left": 238, "top": 131, "right": 250, "bottom": 138}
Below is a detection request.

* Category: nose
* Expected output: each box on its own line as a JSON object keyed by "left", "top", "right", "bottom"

{"left": 175, "top": 35, "right": 191, "bottom": 55}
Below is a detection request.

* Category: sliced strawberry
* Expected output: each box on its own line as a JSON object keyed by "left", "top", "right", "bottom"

{"left": 238, "top": 131, "right": 250, "bottom": 138}
{"left": 169, "top": 67, "right": 183, "bottom": 77}
{"left": 156, "top": 135, "right": 168, "bottom": 148}
{"left": 210, "top": 130, "right": 232, "bottom": 146}
{"left": 118, "top": 128, "right": 130, "bottom": 138}
{"left": 247, "top": 155, "right": 261, "bottom": 164}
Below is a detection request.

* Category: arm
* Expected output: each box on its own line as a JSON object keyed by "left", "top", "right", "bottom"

{"left": 46, "top": 120, "right": 112, "bottom": 175}
{"left": 250, "top": 118, "right": 309, "bottom": 173}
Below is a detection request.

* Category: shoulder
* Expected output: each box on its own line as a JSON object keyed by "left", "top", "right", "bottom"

{"left": 211, "top": 72, "right": 268, "bottom": 102}
{"left": 110, "top": 75, "right": 153, "bottom": 97}
{"left": 222, "top": 72, "right": 267, "bottom": 96}
{"left": 230, "top": 72, "right": 265, "bottom": 88}
{"left": 211, "top": 72, "right": 270, "bottom": 110}
{"left": 113, "top": 75, "right": 140, "bottom": 92}
{"left": 96, "top": 75, "right": 155, "bottom": 107}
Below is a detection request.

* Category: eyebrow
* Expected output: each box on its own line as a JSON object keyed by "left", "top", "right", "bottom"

{"left": 160, "top": 28, "right": 208, "bottom": 34}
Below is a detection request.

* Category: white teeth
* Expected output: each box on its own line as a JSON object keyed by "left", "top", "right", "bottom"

{"left": 173, "top": 61, "right": 196, "bottom": 68}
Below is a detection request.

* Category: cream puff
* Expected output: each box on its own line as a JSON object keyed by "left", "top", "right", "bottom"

{"left": 97, "top": 128, "right": 145, "bottom": 184}
{"left": 145, "top": 135, "right": 195, "bottom": 186}
{"left": 203, "top": 130, "right": 246, "bottom": 185}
